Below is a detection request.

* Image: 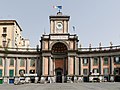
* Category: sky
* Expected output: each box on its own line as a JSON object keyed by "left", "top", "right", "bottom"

{"left": 0, "top": 0, "right": 120, "bottom": 48}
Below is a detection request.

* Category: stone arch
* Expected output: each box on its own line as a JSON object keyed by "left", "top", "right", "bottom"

{"left": 51, "top": 42, "right": 68, "bottom": 53}
{"left": 50, "top": 41, "right": 69, "bottom": 51}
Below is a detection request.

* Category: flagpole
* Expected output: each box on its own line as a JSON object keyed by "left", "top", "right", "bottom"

{"left": 73, "top": 26, "right": 75, "bottom": 34}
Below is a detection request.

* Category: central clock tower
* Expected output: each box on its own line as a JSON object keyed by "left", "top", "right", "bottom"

{"left": 49, "top": 12, "right": 70, "bottom": 34}
{"left": 40, "top": 12, "right": 79, "bottom": 82}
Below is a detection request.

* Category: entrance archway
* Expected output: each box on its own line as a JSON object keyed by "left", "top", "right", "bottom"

{"left": 51, "top": 42, "right": 68, "bottom": 83}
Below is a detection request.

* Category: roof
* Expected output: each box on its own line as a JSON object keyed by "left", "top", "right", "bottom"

{"left": 0, "top": 20, "right": 22, "bottom": 31}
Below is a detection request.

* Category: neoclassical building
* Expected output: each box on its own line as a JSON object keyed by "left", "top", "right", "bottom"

{"left": 0, "top": 12, "right": 120, "bottom": 84}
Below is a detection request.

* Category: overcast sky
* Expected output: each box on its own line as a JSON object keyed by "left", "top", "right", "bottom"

{"left": 0, "top": 0, "right": 120, "bottom": 48}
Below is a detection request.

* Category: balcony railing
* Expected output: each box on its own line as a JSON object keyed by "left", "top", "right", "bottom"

{"left": 78, "top": 45, "right": 120, "bottom": 52}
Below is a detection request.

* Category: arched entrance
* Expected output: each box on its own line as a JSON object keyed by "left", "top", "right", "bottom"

{"left": 52, "top": 42, "right": 68, "bottom": 83}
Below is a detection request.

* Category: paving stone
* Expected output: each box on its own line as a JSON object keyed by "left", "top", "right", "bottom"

{"left": 0, "top": 82, "right": 119, "bottom": 90}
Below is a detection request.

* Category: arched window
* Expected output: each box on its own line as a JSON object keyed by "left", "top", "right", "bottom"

{"left": 52, "top": 42, "right": 67, "bottom": 53}
{"left": 19, "top": 69, "right": 25, "bottom": 76}
{"left": 29, "top": 70, "right": 35, "bottom": 74}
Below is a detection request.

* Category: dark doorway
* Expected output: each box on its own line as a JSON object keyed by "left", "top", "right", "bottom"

{"left": 114, "top": 76, "right": 120, "bottom": 82}
{"left": 56, "top": 69, "right": 62, "bottom": 83}
{"left": 83, "top": 76, "right": 89, "bottom": 82}
{"left": 30, "top": 76, "right": 35, "bottom": 83}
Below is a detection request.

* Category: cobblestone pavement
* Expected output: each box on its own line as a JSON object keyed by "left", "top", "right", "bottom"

{"left": 0, "top": 82, "right": 120, "bottom": 90}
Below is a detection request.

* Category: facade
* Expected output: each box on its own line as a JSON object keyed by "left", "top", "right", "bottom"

{"left": 0, "top": 12, "right": 120, "bottom": 84}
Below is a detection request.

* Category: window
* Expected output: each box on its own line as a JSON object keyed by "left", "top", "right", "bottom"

{"left": 0, "top": 69, "right": 2, "bottom": 77}
{"left": 9, "top": 58, "right": 14, "bottom": 66}
{"left": 20, "top": 58, "right": 25, "bottom": 67}
{"left": 9, "top": 70, "right": 14, "bottom": 77}
{"left": 114, "top": 68, "right": 120, "bottom": 75}
{"left": 114, "top": 56, "right": 120, "bottom": 64}
{"left": 3, "top": 27, "right": 7, "bottom": 33}
{"left": 103, "top": 68, "right": 109, "bottom": 75}
{"left": 83, "top": 69, "right": 88, "bottom": 75}
{"left": 83, "top": 58, "right": 88, "bottom": 66}
{"left": 19, "top": 69, "right": 25, "bottom": 76}
{"left": 104, "top": 57, "right": 109, "bottom": 65}
{"left": 0, "top": 58, "right": 2, "bottom": 66}
{"left": 30, "top": 59, "right": 35, "bottom": 67}
{"left": 29, "top": 70, "right": 35, "bottom": 74}
{"left": 2, "top": 41, "right": 6, "bottom": 47}
{"left": 93, "top": 57, "right": 98, "bottom": 66}
{"left": 93, "top": 69, "right": 99, "bottom": 73}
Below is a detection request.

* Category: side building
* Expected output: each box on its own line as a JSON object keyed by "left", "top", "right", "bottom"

{"left": 0, "top": 20, "right": 29, "bottom": 48}
{"left": 0, "top": 12, "right": 119, "bottom": 84}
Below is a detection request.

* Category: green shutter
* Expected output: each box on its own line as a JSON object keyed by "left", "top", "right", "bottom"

{"left": 0, "top": 70, "right": 2, "bottom": 77}
{"left": 0, "top": 79, "right": 3, "bottom": 84}
{"left": 9, "top": 70, "right": 14, "bottom": 77}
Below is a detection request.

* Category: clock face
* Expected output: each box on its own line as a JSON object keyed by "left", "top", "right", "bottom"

{"left": 56, "top": 22, "right": 63, "bottom": 30}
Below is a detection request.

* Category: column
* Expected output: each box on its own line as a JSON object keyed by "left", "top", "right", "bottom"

{"left": 64, "top": 58, "right": 66, "bottom": 75}
{"left": 68, "top": 57, "right": 70, "bottom": 75}
{"left": 79, "top": 57, "right": 81, "bottom": 75}
{"left": 80, "top": 58, "right": 83, "bottom": 75}
{"left": 53, "top": 58, "right": 55, "bottom": 75}
{"left": 110, "top": 56, "right": 114, "bottom": 75}
{"left": 5, "top": 57, "right": 9, "bottom": 77}
{"left": 49, "top": 57, "right": 53, "bottom": 76}
{"left": 36, "top": 57, "right": 39, "bottom": 75}
{"left": 42, "top": 56, "right": 49, "bottom": 76}
{"left": 42, "top": 57, "right": 45, "bottom": 75}
{"left": 68, "top": 56, "right": 74, "bottom": 75}
{"left": 63, "top": 58, "right": 66, "bottom": 83}
{"left": 99, "top": 57, "right": 102, "bottom": 75}
{"left": 26, "top": 58, "right": 30, "bottom": 74}
{"left": 16, "top": 58, "right": 20, "bottom": 76}
{"left": 50, "top": 21, "right": 54, "bottom": 33}
{"left": 75, "top": 57, "right": 79, "bottom": 75}
{"left": 63, "top": 21, "right": 67, "bottom": 33}
{"left": 89, "top": 57, "right": 93, "bottom": 74}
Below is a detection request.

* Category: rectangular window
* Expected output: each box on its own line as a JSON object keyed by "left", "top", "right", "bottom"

{"left": 2, "top": 41, "right": 6, "bottom": 47}
{"left": 93, "top": 57, "right": 98, "bottom": 66}
{"left": 103, "top": 68, "right": 109, "bottom": 75}
{"left": 0, "top": 58, "right": 2, "bottom": 66}
{"left": 93, "top": 68, "right": 99, "bottom": 73}
{"left": 9, "top": 58, "right": 14, "bottom": 66}
{"left": 3, "top": 27, "right": 7, "bottom": 33}
{"left": 20, "top": 59, "right": 25, "bottom": 67}
{"left": 83, "top": 69, "right": 88, "bottom": 75}
{"left": 9, "top": 70, "right": 14, "bottom": 77}
{"left": 0, "top": 69, "right": 2, "bottom": 77}
{"left": 30, "top": 59, "right": 35, "bottom": 67}
{"left": 104, "top": 57, "right": 109, "bottom": 65}
{"left": 114, "top": 68, "right": 120, "bottom": 75}
{"left": 83, "top": 58, "right": 88, "bottom": 66}
{"left": 114, "top": 56, "right": 120, "bottom": 64}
